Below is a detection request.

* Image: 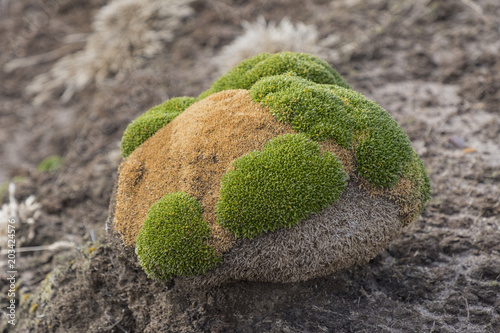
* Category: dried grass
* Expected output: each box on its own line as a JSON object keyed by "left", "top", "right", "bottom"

{"left": 26, "top": 0, "right": 194, "bottom": 105}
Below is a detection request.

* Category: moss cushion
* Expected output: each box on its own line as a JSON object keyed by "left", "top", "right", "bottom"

{"left": 111, "top": 52, "right": 430, "bottom": 284}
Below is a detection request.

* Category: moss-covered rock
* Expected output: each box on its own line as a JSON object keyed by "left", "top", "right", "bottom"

{"left": 121, "top": 96, "right": 197, "bottom": 157}
{"left": 135, "top": 192, "right": 220, "bottom": 280}
{"left": 120, "top": 52, "right": 350, "bottom": 157}
{"left": 216, "top": 133, "right": 348, "bottom": 239}
{"left": 112, "top": 51, "right": 431, "bottom": 285}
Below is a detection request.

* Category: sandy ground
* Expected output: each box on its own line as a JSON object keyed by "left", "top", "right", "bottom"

{"left": 0, "top": 0, "right": 499, "bottom": 332}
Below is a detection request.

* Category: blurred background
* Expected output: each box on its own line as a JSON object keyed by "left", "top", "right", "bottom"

{"left": 0, "top": 0, "right": 499, "bottom": 331}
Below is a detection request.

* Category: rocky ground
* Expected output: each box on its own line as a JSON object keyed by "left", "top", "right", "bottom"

{"left": 0, "top": 0, "right": 499, "bottom": 332}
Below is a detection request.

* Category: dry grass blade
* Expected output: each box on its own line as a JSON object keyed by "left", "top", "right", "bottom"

{"left": 4, "top": 43, "right": 85, "bottom": 73}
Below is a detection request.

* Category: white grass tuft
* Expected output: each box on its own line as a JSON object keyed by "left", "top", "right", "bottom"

{"left": 0, "top": 183, "right": 42, "bottom": 255}
{"left": 214, "top": 16, "right": 330, "bottom": 74}
{"left": 0, "top": 184, "right": 73, "bottom": 274}
{"left": 26, "top": 0, "right": 194, "bottom": 105}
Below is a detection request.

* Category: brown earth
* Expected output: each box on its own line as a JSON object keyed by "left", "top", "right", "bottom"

{"left": 0, "top": 0, "right": 499, "bottom": 332}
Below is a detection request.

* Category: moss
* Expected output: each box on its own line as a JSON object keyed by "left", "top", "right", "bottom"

{"left": 120, "top": 96, "right": 197, "bottom": 157}
{"left": 250, "top": 74, "right": 419, "bottom": 189}
{"left": 250, "top": 74, "right": 355, "bottom": 147}
{"left": 135, "top": 192, "right": 221, "bottom": 280}
{"left": 328, "top": 84, "right": 415, "bottom": 188}
{"left": 199, "top": 51, "right": 350, "bottom": 99}
{"left": 216, "top": 134, "right": 348, "bottom": 239}
{"left": 114, "top": 52, "right": 432, "bottom": 283}
{"left": 400, "top": 151, "right": 431, "bottom": 219}
{"left": 37, "top": 155, "right": 63, "bottom": 172}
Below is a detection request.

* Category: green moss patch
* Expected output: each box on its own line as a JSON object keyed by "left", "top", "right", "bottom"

{"left": 250, "top": 74, "right": 355, "bottom": 147}
{"left": 216, "top": 133, "right": 348, "bottom": 239}
{"left": 37, "top": 155, "right": 63, "bottom": 172}
{"left": 250, "top": 74, "right": 418, "bottom": 188}
{"left": 199, "top": 51, "right": 350, "bottom": 99}
{"left": 121, "top": 97, "right": 197, "bottom": 157}
{"left": 401, "top": 151, "right": 431, "bottom": 216}
{"left": 329, "top": 85, "right": 416, "bottom": 188}
{"left": 135, "top": 192, "right": 220, "bottom": 280}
